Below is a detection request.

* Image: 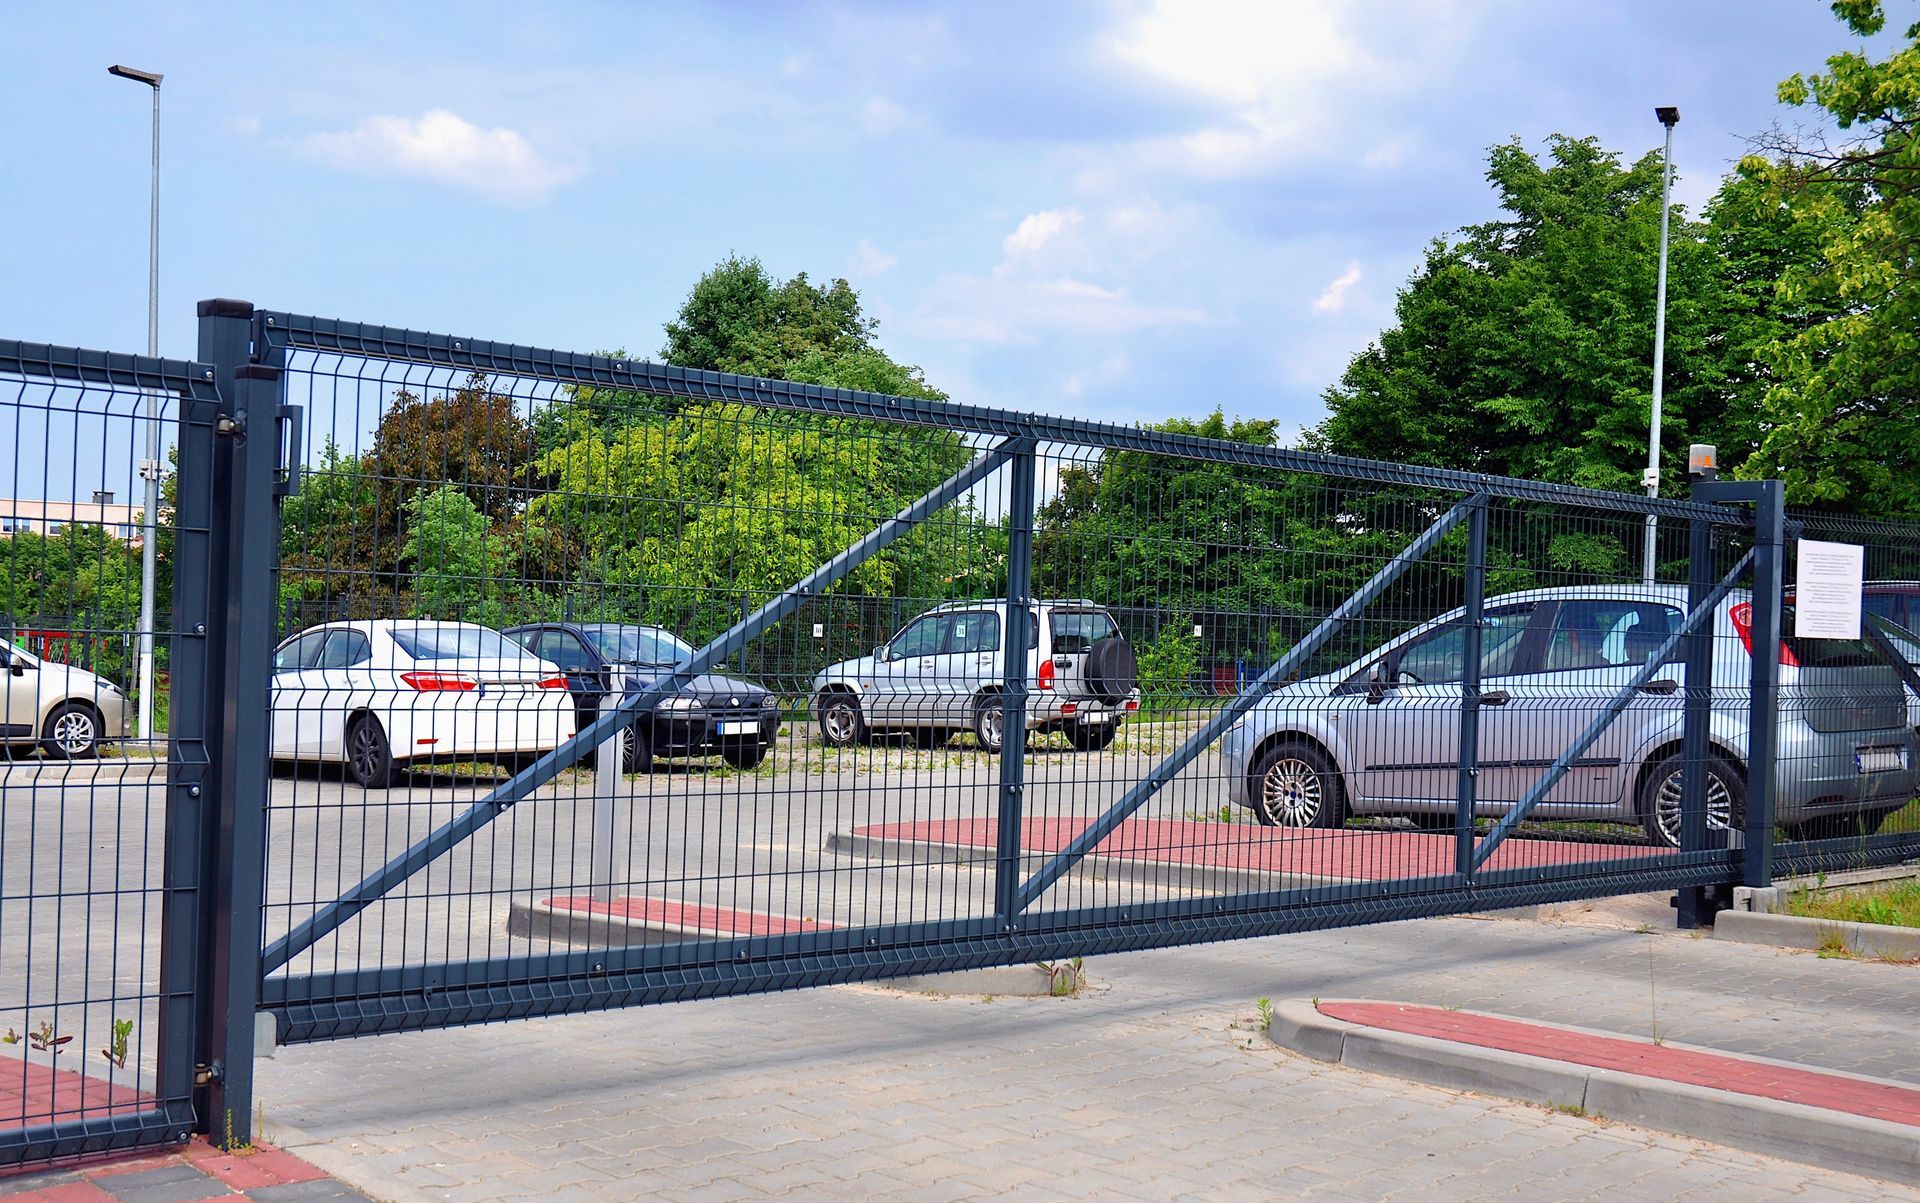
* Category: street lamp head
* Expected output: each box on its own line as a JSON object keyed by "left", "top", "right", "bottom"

{"left": 1654, "top": 105, "right": 1679, "bottom": 128}
{"left": 108, "top": 64, "right": 163, "bottom": 88}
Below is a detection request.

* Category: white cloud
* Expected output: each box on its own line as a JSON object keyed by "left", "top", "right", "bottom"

{"left": 1002, "top": 207, "right": 1083, "bottom": 256}
{"left": 1312, "top": 261, "right": 1363, "bottom": 313}
{"left": 297, "top": 109, "right": 582, "bottom": 203}
{"left": 911, "top": 274, "right": 1207, "bottom": 344}
{"left": 861, "top": 96, "right": 910, "bottom": 136}
{"left": 1105, "top": 1, "right": 1473, "bottom": 179}
{"left": 851, "top": 238, "right": 898, "bottom": 276}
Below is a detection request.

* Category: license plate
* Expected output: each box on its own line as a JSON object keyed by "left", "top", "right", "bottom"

{"left": 1085, "top": 711, "right": 1114, "bottom": 724}
{"left": 1856, "top": 747, "right": 1910, "bottom": 774}
{"left": 718, "top": 720, "right": 758, "bottom": 737}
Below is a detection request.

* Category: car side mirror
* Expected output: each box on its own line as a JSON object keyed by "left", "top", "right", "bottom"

{"left": 1366, "top": 664, "right": 1389, "bottom": 704}
{"left": 7, "top": 661, "right": 22, "bottom": 678}
{"left": 874, "top": 644, "right": 889, "bottom": 663}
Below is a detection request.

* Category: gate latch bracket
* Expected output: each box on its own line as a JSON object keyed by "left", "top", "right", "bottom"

{"left": 193, "top": 1061, "right": 222, "bottom": 1087}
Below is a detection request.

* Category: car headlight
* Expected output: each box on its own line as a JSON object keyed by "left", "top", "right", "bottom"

{"left": 658, "top": 695, "right": 700, "bottom": 713}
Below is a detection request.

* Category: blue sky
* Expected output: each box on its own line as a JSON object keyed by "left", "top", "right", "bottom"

{"left": 0, "top": 2, "right": 1887, "bottom": 444}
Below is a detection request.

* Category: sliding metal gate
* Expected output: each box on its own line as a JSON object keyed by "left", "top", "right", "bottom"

{"left": 7, "top": 297, "right": 1919, "bottom": 1166}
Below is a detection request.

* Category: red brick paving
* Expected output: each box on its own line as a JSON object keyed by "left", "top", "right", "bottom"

{"left": 543, "top": 894, "right": 833, "bottom": 935}
{"left": 854, "top": 816, "right": 1664, "bottom": 880}
{"left": 1319, "top": 1001, "right": 1920, "bottom": 1127}
{"left": 0, "top": 1062, "right": 151, "bottom": 1131}
{"left": 0, "top": 1136, "right": 348, "bottom": 1201}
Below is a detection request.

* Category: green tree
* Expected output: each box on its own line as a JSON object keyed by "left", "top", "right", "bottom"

{"left": 1308, "top": 136, "right": 1744, "bottom": 492}
{"left": 530, "top": 258, "right": 996, "bottom": 644}
{"left": 1735, "top": 0, "right": 1920, "bottom": 516}
{"left": 401, "top": 485, "right": 527, "bottom": 628}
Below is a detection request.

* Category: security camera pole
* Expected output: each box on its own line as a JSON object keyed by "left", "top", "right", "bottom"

{"left": 110, "top": 63, "right": 164, "bottom": 744}
{"left": 1642, "top": 105, "right": 1679, "bottom": 585}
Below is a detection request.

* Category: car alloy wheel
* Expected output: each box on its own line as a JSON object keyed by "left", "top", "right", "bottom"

{"left": 1258, "top": 754, "right": 1324, "bottom": 826}
{"left": 346, "top": 718, "right": 395, "bottom": 790}
{"left": 974, "top": 697, "right": 1004, "bottom": 754}
{"left": 1650, "top": 767, "right": 1735, "bottom": 848}
{"left": 44, "top": 705, "right": 99, "bottom": 759}
{"left": 818, "top": 696, "right": 863, "bottom": 747}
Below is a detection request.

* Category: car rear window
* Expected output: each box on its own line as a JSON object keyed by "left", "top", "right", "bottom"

{"left": 1779, "top": 604, "right": 1894, "bottom": 669}
{"left": 390, "top": 626, "right": 524, "bottom": 661}
{"left": 1050, "top": 610, "right": 1116, "bottom": 654}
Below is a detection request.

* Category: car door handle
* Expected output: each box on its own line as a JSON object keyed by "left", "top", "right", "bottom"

{"left": 1637, "top": 679, "right": 1681, "bottom": 695}
{"left": 1478, "top": 690, "right": 1510, "bottom": 706}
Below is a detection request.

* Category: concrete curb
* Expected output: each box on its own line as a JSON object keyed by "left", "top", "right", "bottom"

{"left": 1715, "top": 908, "right": 1920, "bottom": 960}
{"left": 1268, "top": 999, "right": 1920, "bottom": 1186}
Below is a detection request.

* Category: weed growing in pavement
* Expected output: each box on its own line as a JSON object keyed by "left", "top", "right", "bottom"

{"left": 1817, "top": 926, "right": 1855, "bottom": 959}
{"left": 1549, "top": 1102, "right": 1588, "bottom": 1118}
{"left": 1256, "top": 998, "right": 1273, "bottom": 1031}
{"left": 28, "top": 1020, "right": 69, "bottom": 1055}
{"left": 101, "top": 1017, "right": 132, "bottom": 1069}
{"left": 1037, "top": 958, "right": 1086, "bottom": 996}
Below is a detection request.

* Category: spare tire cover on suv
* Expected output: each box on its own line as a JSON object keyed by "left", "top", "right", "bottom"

{"left": 1084, "top": 637, "right": 1138, "bottom": 703}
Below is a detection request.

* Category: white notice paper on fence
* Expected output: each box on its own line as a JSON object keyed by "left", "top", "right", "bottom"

{"left": 1794, "top": 539, "right": 1865, "bottom": 640}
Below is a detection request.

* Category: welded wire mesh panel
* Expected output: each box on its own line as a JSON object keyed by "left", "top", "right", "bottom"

{"left": 254, "top": 316, "right": 1764, "bottom": 1040}
{"left": 1773, "top": 511, "right": 1920, "bottom": 873}
{"left": 0, "top": 348, "right": 200, "bottom": 1161}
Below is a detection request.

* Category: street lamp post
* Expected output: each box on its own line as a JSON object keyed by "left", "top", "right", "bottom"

{"left": 110, "top": 63, "right": 163, "bottom": 745}
{"left": 1642, "top": 105, "right": 1679, "bottom": 585}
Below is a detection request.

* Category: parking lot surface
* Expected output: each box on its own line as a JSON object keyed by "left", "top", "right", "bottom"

{"left": 255, "top": 908, "right": 1920, "bottom": 1201}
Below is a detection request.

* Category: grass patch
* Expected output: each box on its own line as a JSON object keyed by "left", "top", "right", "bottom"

{"left": 1785, "top": 877, "right": 1920, "bottom": 930}
{"left": 1880, "top": 799, "right": 1920, "bottom": 835}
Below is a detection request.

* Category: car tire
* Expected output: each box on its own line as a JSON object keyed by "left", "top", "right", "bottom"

{"left": 345, "top": 716, "right": 398, "bottom": 790}
{"left": 623, "top": 723, "right": 654, "bottom": 774}
{"left": 816, "top": 693, "right": 865, "bottom": 748}
{"left": 1639, "top": 752, "right": 1745, "bottom": 849}
{"left": 1249, "top": 741, "right": 1346, "bottom": 829}
{"left": 1068, "top": 722, "right": 1118, "bottom": 752}
{"left": 973, "top": 695, "right": 1022, "bottom": 754}
{"left": 40, "top": 703, "right": 101, "bottom": 760}
{"left": 1084, "top": 637, "right": 1139, "bottom": 704}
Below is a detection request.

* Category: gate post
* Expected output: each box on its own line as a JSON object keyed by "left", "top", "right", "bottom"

{"left": 1675, "top": 512, "right": 1718, "bottom": 928}
{"left": 192, "top": 300, "right": 284, "bottom": 1144}
{"left": 1743, "top": 481, "right": 1785, "bottom": 888}
{"left": 995, "top": 444, "right": 1037, "bottom": 922}
{"left": 1455, "top": 497, "right": 1488, "bottom": 878}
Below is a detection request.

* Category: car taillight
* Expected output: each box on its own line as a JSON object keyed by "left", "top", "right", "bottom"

{"left": 1038, "top": 659, "right": 1055, "bottom": 692}
{"left": 1728, "top": 603, "right": 1798, "bottom": 668}
{"left": 400, "top": 671, "right": 479, "bottom": 691}
{"left": 536, "top": 675, "right": 568, "bottom": 690}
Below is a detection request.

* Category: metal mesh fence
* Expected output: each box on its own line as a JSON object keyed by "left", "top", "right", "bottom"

{"left": 0, "top": 345, "right": 204, "bottom": 1161}
{"left": 1773, "top": 509, "right": 1920, "bottom": 873}
{"left": 250, "top": 317, "right": 1806, "bottom": 1042}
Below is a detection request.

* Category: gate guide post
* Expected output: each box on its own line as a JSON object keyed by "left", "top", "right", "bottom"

{"left": 192, "top": 300, "right": 284, "bottom": 1146}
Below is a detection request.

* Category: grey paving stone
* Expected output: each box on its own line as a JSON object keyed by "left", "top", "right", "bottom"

{"left": 251, "top": 1179, "right": 377, "bottom": 1202}
{"left": 94, "top": 1164, "right": 227, "bottom": 1203}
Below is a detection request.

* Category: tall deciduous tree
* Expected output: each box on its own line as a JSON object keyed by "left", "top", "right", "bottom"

{"left": 1737, "top": 0, "right": 1920, "bottom": 517}
{"left": 1308, "top": 136, "right": 1745, "bottom": 493}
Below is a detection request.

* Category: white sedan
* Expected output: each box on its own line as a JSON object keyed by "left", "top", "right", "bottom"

{"left": 270, "top": 621, "right": 576, "bottom": 788}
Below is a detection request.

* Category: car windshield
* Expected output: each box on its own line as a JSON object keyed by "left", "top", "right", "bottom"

{"left": 389, "top": 626, "right": 526, "bottom": 661}
{"left": 580, "top": 624, "right": 694, "bottom": 665}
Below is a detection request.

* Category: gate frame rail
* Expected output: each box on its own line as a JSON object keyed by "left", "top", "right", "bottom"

{"left": 0, "top": 340, "right": 223, "bottom": 1164}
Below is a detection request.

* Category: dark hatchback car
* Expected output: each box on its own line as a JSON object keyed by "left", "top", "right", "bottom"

{"left": 503, "top": 623, "right": 780, "bottom": 771}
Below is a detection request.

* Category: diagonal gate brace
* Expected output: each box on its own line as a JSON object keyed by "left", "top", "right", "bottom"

{"left": 1469, "top": 548, "right": 1755, "bottom": 874}
{"left": 1011, "top": 494, "right": 1488, "bottom": 914}
{"left": 261, "top": 436, "right": 1029, "bottom": 975}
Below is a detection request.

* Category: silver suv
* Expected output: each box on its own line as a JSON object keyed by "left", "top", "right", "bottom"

{"left": 1217, "top": 585, "right": 1920, "bottom": 847}
{"left": 811, "top": 600, "right": 1140, "bottom": 752}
